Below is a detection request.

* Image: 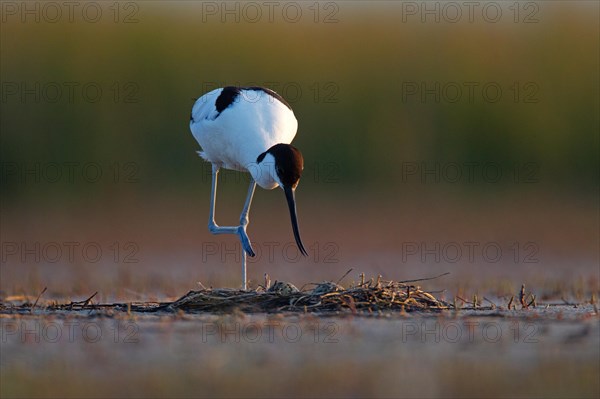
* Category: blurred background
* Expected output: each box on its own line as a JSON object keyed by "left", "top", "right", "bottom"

{"left": 1, "top": 1, "right": 598, "bottom": 302}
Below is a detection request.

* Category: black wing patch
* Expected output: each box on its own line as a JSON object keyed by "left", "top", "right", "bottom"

{"left": 215, "top": 86, "right": 242, "bottom": 113}
{"left": 214, "top": 86, "right": 292, "bottom": 119}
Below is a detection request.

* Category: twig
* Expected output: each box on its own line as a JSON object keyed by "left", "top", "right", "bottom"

{"left": 483, "top": 296, "right": 497, "bottom": 309}
{"left": 527, "top": 294, "right": 536, "bottom": 308}
{"left": 398, "top": 272, "right": 450, "bottom": 284}
{"left": 336, "top": 268, "right": 353, "bottom": 285}
{"left": 82, "top": 291, "right": 98, "bottom": 308}
{"left": 30, "top": 287, "right": 47, "bottom": 313}
{"left": 561, "top": 297, "right": 575, "bottom": 306}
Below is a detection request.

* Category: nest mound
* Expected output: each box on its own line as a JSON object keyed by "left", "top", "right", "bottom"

{"left": 169, "top": 276, "right": 450, "bottom": 314}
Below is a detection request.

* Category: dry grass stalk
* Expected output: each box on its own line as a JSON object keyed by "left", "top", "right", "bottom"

{"left": 520, "top": 284, "right": 527, "bottom": 308}
{"left": 507, "top": 296, "right": 514, "bottom": 310}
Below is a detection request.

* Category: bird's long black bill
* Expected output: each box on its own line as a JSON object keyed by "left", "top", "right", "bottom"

{"left": 284, "top": 186, "right": 308, "bottom": 256}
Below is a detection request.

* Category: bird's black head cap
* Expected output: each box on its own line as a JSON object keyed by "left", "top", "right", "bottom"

{"left": 258, "top": 143, "right": 304, "bottom": 188}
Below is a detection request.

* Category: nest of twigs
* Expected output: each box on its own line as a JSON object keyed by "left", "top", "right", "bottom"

{"left": 168, "top": 274, "right": 450, "bottom": 314}
{"left": 0, "top": 272, "right": 451, "bottom": 315}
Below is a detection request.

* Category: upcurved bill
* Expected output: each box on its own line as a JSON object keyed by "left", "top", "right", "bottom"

{"left": 284, "top": 186, "right": 308, "bottom": 256}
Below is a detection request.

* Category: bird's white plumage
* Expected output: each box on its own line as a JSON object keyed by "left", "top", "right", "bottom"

{"left": 190, "top": 88, "right": 298, "bottom": 189}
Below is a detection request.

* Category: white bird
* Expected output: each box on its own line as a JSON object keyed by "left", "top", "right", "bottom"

{"left": 190, "top": 86, "right": 307, "bottom": 290}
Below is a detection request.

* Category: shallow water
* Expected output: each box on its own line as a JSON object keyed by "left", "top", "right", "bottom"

{"left": 1, "top": 305, "right": 598, "bottom": 398}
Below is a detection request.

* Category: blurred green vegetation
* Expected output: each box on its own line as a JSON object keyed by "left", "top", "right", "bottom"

{"left": 1, "top": 2, "right": 598, "bottom": 203}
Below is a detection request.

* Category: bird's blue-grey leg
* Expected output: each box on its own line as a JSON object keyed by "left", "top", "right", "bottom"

{"left": 208, "top": 164, "right": 256, "bottom": 255}
{"left": 207, "top": 163, "right": 256, "bottom": 290}
{"left": 238, "top": 179, "right": 257, "bottom": 251}
{"left": 238, "top": 179, "right": 257, "bottom": 291}
{"left": 208, "top": 164, "right": 237, "bottom": 235}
